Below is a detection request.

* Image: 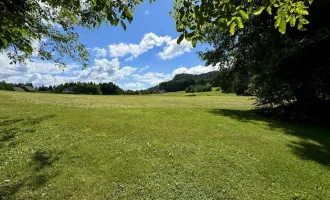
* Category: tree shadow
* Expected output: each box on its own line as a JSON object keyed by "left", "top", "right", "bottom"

{"left": 0, "top": 150, "right": 61, "bottom": 198}
{"left": 0, "top": 115, "right": 56, "bottom": 150}
{"left": 0, "top": 115, "right": 60, "bottom": 199}
{"left": 0, "top": 119, "right": 24, "bottom": 126}
{"left": 32, "top": 150, "right": 61, "bottom": 171}
{"left": 209, "top": 109, "right": 330, "bottom": 167}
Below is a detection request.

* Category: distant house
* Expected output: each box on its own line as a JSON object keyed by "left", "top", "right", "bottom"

{"left": 13, "top": 87, "right": 26, "bottom": 92}
{"left": 23, "top": 85, "right": 36, "bottom": 92}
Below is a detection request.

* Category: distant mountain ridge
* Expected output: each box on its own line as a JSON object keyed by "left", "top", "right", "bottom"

{"left": 147, "top": 71, "right": 218, "bottom": 92}
{"left": 172, "top": 71, "right": 217, "bottom": 81}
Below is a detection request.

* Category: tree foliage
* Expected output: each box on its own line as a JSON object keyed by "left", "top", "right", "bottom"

{"left": 185, "top": 84, "right": 212, "bottom": 93}
{"left": 158, "top": 72, "right": 217, "bottom": 92}
{"left": 199, "top": 0, "right": 330, "bottom": 120}
{"left": 0, "top": 0, "right": 142, "bottom": 68}
{"left": 173, "top": 0, "right": 313, "bottom": 46}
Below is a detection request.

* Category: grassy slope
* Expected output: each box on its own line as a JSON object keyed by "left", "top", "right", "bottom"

{"left": 0, "top": 91, "right": 329, "bottom": 199}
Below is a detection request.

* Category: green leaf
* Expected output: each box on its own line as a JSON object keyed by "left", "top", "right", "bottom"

{"left": 1, "top": 38, "right": 8, "bottom": 46}
{"left": 290, "top": 17, "right": 296, "bottom": 27}
{"left": 266, "top": 6, "right": 272, "bottom": 15}
{"left": 302, "top": 10, "right": 309, "bottom": 15}
{"left": 192, "top": 39, "right": 197, "bottom": 47}
{"left": 229, "top": 21, "right": 237, "bottom": 35}
{"left": 26, "top": 45, "right": 33, "bottom": 54}
{"left": 278, "top": 19, "right": 287, "bottom": 34}
{"left": 120, "top": 21, "right": 126, "bottom": 31}
{"left": 113, "top": 19, "right": 119, "bottom": 26}
{"left": 235, "top": 17, "right": 244, "bottom": 28}
{"left": 254, "top": 6, "right": 265, "bottom": 15}
{"left": 308, "top": 0, "right": 313, "bottom": 5}
{"left": 239, "top": 10, "right": 249, "bottom": 19}
{"left": 177, "top": 34, "right": 184, "bottom": 44}
{"left": 275, "top": 17, "right": 281, "bottom": 28}
{"left": 186, "top": 31, "right": 195, "bottom": 40}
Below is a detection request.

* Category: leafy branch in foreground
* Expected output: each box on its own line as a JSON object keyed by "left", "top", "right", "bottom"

{"left": 173, "top": 0, "right": 312, "bottom": 47}
{"left": 0, "top": 0, "right": 143, "bottom": 68}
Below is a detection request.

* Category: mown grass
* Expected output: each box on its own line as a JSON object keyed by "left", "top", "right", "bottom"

{"left": 0, "top": 90, "right": 329, "bottom": 199}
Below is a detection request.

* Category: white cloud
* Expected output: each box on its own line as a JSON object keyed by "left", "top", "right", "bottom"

{"left": 139, "top": 65, "right": 150, "bottom": 72}
{"left": 5, "top": 73, "right": 77, "bottom": 87}
{"left": 144, "top": 10, "right": 150, "bottom": 15}
{"left": 158, "top": 39, "right": 192, "bottom": 60}
{"left": 133, "top": 72, "right": 172, "bottom": 85}
{"left": 78, "top": 58, "right": 137, "bottom": 82}
{"left": 119, "top": 82, "right": 146, "bottom": 90}
{"left": 92, "top": 47, "right": 107, "bottom": 58}
{"left": 172, "top": 64, "right": 218, "bottom": 76}
{"left": 0, "top": 54, "right": 137, "bottom": 87}
{"left": 108, "top": 33, "right": 171, "bottom": 60}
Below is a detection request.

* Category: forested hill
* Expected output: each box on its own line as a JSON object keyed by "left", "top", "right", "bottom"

{"left": 172, "top": 71, "right": 217, "bottom": 81}
{"left": 147, "top": 71, "right": 218, "bottom": 92}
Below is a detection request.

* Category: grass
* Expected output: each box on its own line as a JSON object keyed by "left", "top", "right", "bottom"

{"left": 0, "top": 90, "right": 329, "bottom": 199}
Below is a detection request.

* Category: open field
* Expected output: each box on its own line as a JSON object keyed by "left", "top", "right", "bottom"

{"left": 0, "top": 90, "right": 329, "bottom": 199}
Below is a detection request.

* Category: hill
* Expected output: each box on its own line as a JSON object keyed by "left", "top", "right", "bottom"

{"left": 148, "top": 71, "right": 218, "bottom": 93}
{"left": 172, "top": 71, "right": 217, "bottom": 81}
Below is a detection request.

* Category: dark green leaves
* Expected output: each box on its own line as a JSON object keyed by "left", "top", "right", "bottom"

{"left": 120, "top": 21, "right": 126, "bottom": 31}
{"left": 1, "top": 38, "right": 8, "bottom": 47}
{"left": 177, "top": 34, "right": 184, "bottom": 44}
{"left": 192, "top": 39, "right": 197, "bottom": 47}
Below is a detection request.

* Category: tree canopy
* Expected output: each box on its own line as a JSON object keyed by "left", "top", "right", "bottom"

{"left": 0, "top": 0, "right": 142, "bottom": 68}
{"left": 173, "top": 0, "right": 313, "bottom": 46}
{"left": 199, "top": 0, "right": 330, "bottom": 121}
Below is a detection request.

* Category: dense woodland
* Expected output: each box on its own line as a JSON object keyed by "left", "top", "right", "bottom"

{"left": 152, "top": 71, "right": 217, "bottom": 92}
{"left": 1, "top": 81, "right": 128, "bottom": 95}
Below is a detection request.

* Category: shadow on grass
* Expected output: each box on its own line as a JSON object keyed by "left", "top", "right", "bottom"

{"left": 209, "top": 109, "right": 330, "bottom": 167}
{"left": 0, "top": 115, "right": 60, "bottom": 199}
{"left": 0, "top": 150, "right": 61, "bottom": 198}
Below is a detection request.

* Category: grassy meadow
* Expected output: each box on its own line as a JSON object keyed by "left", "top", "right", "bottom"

{"left": 0, "top": 90, "right": 329, "bottom": 199}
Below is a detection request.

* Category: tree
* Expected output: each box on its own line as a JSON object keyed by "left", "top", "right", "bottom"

{"left": 0, "top": 0, "right": 142, "bottom": 68}
{"left": 197, "top": 0, "right": 330, "bottom": 120}
{"left": 173, "top": 0, "right": 312, "bottom": 46}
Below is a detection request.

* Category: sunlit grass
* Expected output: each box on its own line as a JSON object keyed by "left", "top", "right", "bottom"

{"left": 0, "top": 90, "right": 329, "bottom": 199}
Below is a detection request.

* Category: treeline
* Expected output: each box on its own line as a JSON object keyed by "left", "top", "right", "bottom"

{"left": 0, "top": 81, "right": 33, "bottom": 90}
{"left": 173, "top": 71, "right": 217, "bottom": 81}
{"left": 185, "top": 84, "right": 212, "bottom": 93}
{"left": 151, "top": 71, "right": 217, "bottom": 93}
{"left": 1, "top": 81, "right": 153, "bottom": 95}
{"left": 43, "top": 82, "right": 153, "bottom": 95}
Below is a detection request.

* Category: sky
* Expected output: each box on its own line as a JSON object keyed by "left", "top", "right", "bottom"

{"left": 0, "top": 1, "right": 217, "bottom": 90}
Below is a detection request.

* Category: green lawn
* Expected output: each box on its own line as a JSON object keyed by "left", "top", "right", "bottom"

{"left": 0, "top": 91, "right": 329, "bottom": 199}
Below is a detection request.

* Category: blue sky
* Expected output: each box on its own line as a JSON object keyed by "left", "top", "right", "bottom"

{"left": 0, "top": 1, "right": 217, "bottom": 90}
